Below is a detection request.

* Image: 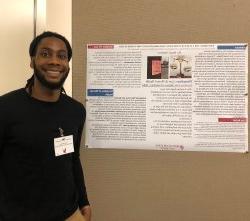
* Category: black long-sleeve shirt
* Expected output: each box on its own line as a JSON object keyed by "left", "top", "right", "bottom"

{"left": 0, "top": 88, "right": 89, "bottom": 221}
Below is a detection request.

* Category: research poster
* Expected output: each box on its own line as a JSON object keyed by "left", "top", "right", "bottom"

{"left": 85, "top": 44, "right": 248, "bottom": 152}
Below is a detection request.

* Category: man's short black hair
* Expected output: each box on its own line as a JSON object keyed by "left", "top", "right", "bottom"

{"left": 29, "top": 31, "right": 72, "bottom": 61}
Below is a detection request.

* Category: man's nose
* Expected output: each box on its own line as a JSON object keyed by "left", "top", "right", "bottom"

{"left": 49, "top": 54, "right": 61, "bottom": 65}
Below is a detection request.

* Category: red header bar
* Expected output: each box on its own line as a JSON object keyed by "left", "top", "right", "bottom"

{"left": 218, "top": 117, "right": 247, "bottom": 122}
{"left": 88, "top": 44, "right": 114, "bottom": 49}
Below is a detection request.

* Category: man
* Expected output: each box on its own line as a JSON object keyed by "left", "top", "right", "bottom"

{"left": 0, "top": 31, "right": 91, "bottom": 221}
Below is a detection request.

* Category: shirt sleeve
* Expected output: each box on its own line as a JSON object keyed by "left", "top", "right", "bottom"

{"left": 72, "top": 106, "right": 90, "bottom": 208}
{"left": 0, "top": 98, "right": 5, "bottom": 154}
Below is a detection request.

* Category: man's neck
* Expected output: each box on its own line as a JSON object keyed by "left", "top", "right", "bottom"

{"left": 31, "top": 82, "right": 61, "bottom": 102}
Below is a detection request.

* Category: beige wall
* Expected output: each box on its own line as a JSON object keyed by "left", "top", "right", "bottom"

{"left": 0, "top": 0, "right": 34, "bottom": 95}
{"left": 0, "top": 0, "right": 72, "bottom": 96}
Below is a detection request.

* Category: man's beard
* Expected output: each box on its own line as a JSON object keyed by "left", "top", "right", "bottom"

{"left": 33, "top": 63, "right": 69, "bottom": 90}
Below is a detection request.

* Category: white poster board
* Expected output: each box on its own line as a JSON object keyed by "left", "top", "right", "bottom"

{"left": 85, "top": 44, "right": 248, "bottom": 152}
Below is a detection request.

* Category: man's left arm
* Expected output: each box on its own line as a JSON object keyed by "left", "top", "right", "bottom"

{"left": 72, "top": 107, "right": 92, "bottom": 221}
{"left": 72, "top": 156, "right": 92, "bottom": 221}
{"left": 0, "top": 98, "right": 6, "bottom": 155}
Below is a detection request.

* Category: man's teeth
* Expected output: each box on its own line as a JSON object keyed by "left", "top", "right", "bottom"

{"left": 47, "top": 71, "right": 60, "bottom": 74}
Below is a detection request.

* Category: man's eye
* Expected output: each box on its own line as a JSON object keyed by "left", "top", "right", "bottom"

{"left": 40, "top": 51, "right": 49, "bottom": 57}
{"left": 58, "top": 54, "right": 67, "bottom": 60}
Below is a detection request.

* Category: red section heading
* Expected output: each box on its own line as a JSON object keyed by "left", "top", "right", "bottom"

{"left": 88, "top": 44, "right": 114, "bottom": 49}
{"left": 218, "top": 117, "right": 247, "bottom": 122}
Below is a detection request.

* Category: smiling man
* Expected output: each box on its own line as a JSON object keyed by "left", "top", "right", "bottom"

{"left": 0, "top": 32, "right": 91, "bottom": 221}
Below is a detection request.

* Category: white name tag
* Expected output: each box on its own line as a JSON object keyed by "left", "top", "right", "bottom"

{"left": 54, "top": 135, "right": 74, "bottom": 156}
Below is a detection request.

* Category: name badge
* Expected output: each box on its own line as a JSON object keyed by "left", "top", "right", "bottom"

{"left": 54, "top": 135, "right": 74, "bottom": 156}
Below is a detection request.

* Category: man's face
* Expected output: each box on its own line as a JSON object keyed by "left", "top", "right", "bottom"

{"left": 30, "top": 37, "right": 70, "bottom": 90}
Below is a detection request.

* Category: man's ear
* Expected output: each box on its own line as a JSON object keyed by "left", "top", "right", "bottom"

{"left": 30, "top": 58, "right": 34, "bottom": 69}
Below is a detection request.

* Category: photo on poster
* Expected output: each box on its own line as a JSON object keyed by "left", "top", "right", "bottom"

{"left": 147, "top": 56, "right": 169, "bottom": 79}
{"left": 169, "top": 55, "right": 192, "bottom": 78}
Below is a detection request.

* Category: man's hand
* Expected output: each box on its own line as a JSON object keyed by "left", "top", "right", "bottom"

{"left": 80, "top": 205, "right": 92, "bottom": 221}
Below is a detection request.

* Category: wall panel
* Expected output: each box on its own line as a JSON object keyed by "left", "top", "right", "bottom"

{"left": 73, "top": 1, "right": 250, "bottom": 220}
